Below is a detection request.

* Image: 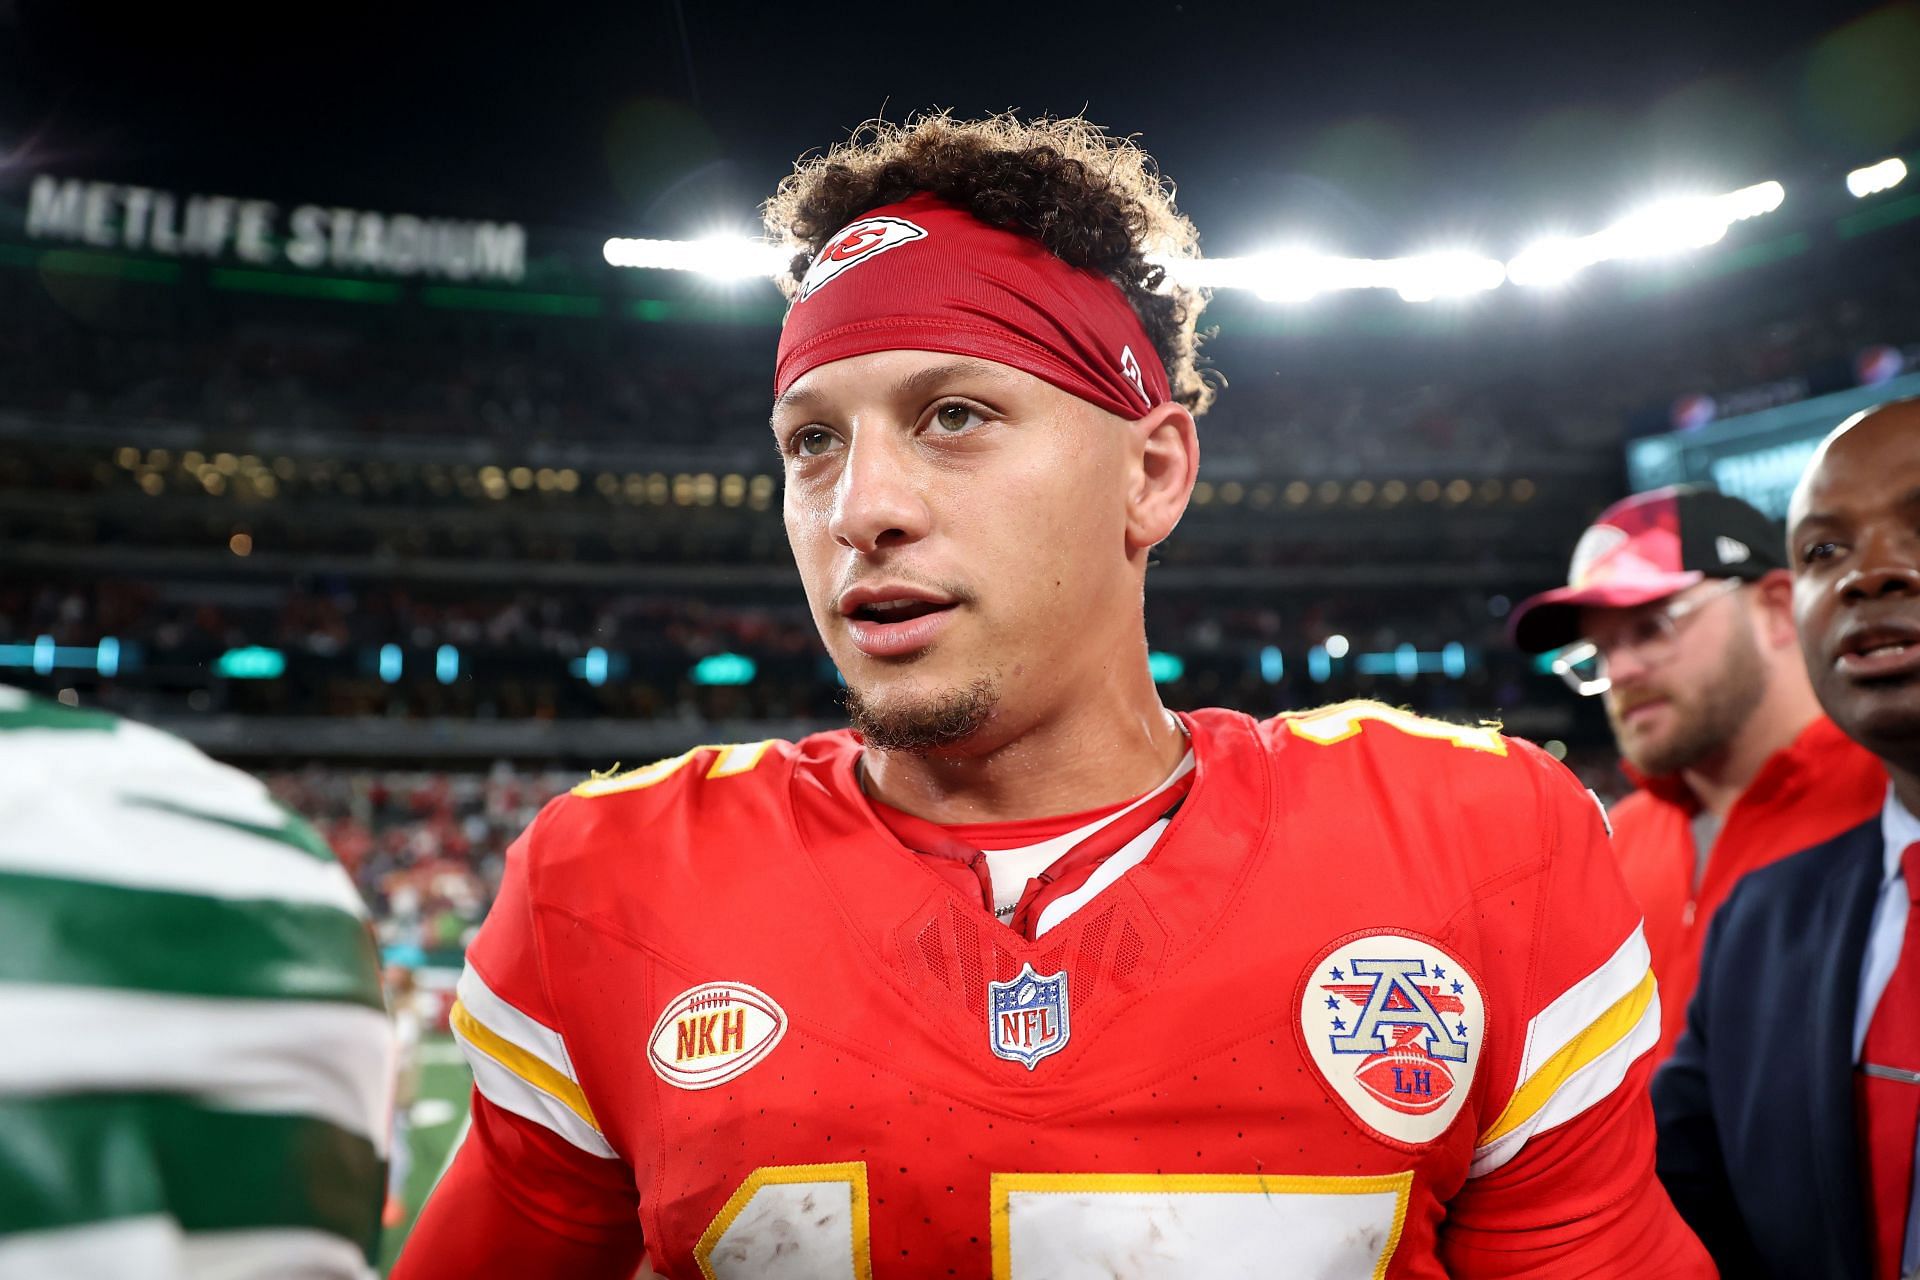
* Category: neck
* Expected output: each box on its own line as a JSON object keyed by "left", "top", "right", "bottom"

{"left": 860, "top": 667, "right": 1187, "bottom": 825}
{"left": 1886, "top": 760, "right": 1920, "bottom": 819}
{"left": 1679, "top": 670, "right": 1822, "bottom": 818}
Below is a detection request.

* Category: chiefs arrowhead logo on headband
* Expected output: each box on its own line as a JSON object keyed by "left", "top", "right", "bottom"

{"left": 797, "top": 216, "right": 928, "bottom": 301}
{"left": 776, "top": 193, "right": 1172, "bottom": 421}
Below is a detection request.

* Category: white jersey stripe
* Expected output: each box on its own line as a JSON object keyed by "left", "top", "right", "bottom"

{"left": 0, "top": 1216, "right": 374, "bottom": 1280}
{"left": 0, "top": 984, "right": 393, "bottom": 1152}
{"left": 1514, "top": 924, "right": 1650, "bottom": 1085}
{"left": 456, "top": 963, "right": 575, "bottom": 1077}
{"left": 1469, "top": 990, "right": 1661, "bottom": 1177}
{"left": 1031, "top": 752, "right": 1195, "bottom": 938}
{"left": 459, "top": 1038, "right": 617, "bottom": 1158}
{"left": 0, "top": 797, "right": 366, "bottom": 914}
{"left": 0, "top": 704, "right": 365, "bottom": 915}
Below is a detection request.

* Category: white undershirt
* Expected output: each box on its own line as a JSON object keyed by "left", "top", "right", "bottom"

{"left": 981, "top": 751, "right": 1195, "bottom": 936}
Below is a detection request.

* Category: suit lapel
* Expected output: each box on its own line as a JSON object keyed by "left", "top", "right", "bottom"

{"left": 1806, "top": 819, "right": 1884, "bottom": 1278}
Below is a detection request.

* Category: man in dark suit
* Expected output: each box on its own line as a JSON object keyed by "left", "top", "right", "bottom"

{"left": 1654, "top": 397, "right": 1920, "bottom": 1280}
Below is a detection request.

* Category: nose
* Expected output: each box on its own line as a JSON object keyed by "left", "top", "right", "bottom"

{"left": 827, "top": 430, "right": 930, "bottom": 555}
{"left": 1839, "top": 526, "right": 1920, "bottom": 602}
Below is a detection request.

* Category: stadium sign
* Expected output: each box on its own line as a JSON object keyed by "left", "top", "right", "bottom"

{"left": 1626, "top": 368, "right": 1920, "bottom": 518}
{"left": 24, "top": 175, "right": 525, "bottom": 282}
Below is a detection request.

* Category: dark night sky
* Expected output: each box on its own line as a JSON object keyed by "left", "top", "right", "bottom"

{"left": 1, "top": 1, "right": 1912, "bottom": 258}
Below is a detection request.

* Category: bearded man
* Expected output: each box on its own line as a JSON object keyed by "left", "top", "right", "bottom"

{"left": 1512, "top": 484, "right": 1885, "bottom": 1064}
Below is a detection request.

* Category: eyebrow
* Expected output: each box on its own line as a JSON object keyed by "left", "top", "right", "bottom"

{"left": 769, "top": 357, "right": 1015, "bottom": 424}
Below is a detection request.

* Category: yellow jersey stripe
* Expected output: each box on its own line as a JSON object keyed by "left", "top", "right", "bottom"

{"left": 1478, "top": 967, "right": 1656, "bottom": 1146}
{"left": 449, "top": 998, "right": 601, "bottom": 1133}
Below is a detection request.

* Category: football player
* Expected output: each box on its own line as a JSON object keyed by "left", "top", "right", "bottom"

{"left": 0, "top": 686, "right": 392, "bottom": 1277}
{"left": 396, "top": 113, "right": 1712, "bottom": 1278}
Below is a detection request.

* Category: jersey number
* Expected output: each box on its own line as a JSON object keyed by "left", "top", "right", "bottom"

{"left": 694, "top": 1163, "right": 1411, "bottom": 1280}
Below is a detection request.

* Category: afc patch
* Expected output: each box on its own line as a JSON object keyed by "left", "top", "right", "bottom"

{"left": 796, "top": 215, "right": 927, "bottom": 301}
{"left": 1296, "top": 930, "right": 1486, "bottom": 1146}
{"left": 988, "top": 963, "right": 1070, "bottom": 1070}
{"left": 648, "top": 981, "right": 786, "bottom": 1091}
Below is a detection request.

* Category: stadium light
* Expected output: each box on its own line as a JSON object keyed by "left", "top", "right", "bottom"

{"left": 602, "top": 235, "right": 788, "bottom": 280}
{"left": 1508, "top": 180, "right": 1785, "bottom": 288}
{"left": 215, "top": 646, "right": 286, "bottom": 680}
{"left": 1159, "top": 248, "right": 1341, "bottom": 302}
{"left": 691, "top": 653, "right": 757, "bottom": 686}
{"left": 1384, "top": 252, "right": 1506, "bottom": 302}
{"left": 604, "top": 175, "right": 1782, "bottom": 299}
{"left": 1847, "top": 158, "right": 1908, "bottom": 198}
{"left": 1159, "top": 247, "right": 1501, "bottom": 303}
{"left": 0, "top": 639, "right": 132, "bottom": 675}
{"left": 1259, "top": 645, "right": 1284, "bottom": 683}
{"left": 1147, "top": 651, "right": 1186, "bottom": 684}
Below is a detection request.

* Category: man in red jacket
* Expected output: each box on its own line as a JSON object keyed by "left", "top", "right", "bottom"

{"left": 1513, "top": 484, "right": 1884, "bottom": 1064}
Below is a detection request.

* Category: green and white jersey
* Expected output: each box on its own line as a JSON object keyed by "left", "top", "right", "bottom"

{"left": 0, "top": 687, "right": 393, "bottom": 1279}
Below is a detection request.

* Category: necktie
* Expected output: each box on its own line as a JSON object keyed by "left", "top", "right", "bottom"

{"left": 1860, "top": 840, "right": 1920, "bottom": 1280}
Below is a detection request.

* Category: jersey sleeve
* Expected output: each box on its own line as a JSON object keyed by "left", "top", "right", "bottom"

{"left": 394, "top": 804, "right": 645, "bottom": 1279}
{"left": 1440, "top": 745, "right": 1714, "bottom": 1277}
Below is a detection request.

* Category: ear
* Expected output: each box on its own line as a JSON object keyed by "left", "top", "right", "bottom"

{"left": 1124, "top": 400, "right": 1199, "bottom": 552}
{"left": 1751, "top": 571, "right": 1799, "bottom": 650}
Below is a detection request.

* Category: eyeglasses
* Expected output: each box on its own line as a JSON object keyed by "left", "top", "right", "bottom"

{"left": 1550, "top": 578, "right": 1747, "bottom": 697}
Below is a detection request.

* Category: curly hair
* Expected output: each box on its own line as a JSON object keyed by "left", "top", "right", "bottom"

{"left": 762, "top": 111, "right": 1215, "bottom": 416}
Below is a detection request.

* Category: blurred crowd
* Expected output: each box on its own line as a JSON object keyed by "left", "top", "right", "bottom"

{"left": 264, "top": 763, "right": 575, "bottom": 959}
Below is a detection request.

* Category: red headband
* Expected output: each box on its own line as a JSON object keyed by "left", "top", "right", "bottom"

{"left": 774, "top": 193, "right": 1171, "bottom": 420}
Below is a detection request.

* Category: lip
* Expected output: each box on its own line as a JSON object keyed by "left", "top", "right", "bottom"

{"left": 1618, "top": 699, "right": 1668, "bottom": 729}
{"left": 844, "top": 606, "right": 957, "bottom": 658}
{"left": 836, "top": 582, "right": 957, "bottom": 617}
{"left": 1833, "top": 620, "right": 1920, "bottom": 681}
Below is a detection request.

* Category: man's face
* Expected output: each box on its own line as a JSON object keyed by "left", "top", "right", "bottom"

{"left": 1790, "top": 405, "right": 1920, "bottom": 760}
{"left": 774, "top": 351, "right": 1138, "bottom": 753}
{"left": 1579, "top": 581, "right": 1766, "bottom": 775}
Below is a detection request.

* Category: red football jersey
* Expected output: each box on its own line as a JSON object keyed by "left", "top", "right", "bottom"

{"left": 400, "top": 701, "right": 1711, "bottom": 1278}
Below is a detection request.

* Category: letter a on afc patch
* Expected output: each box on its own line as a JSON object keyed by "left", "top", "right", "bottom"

{"left": 1297, "top": 930, "right": 1486, "bottom": 1145}
{"left": 988, "top": 963, "right": 1070, "bottom": 1070}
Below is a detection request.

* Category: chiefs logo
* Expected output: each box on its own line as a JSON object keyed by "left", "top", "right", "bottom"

{"left": 796, "top": 215, "right": 928, "bottom": 301}
{"left": 1296, "top": 930, "right": 1485, "bottom": 1146}
{"left": 1118, "top": 345, "right": 1149, "bottom": 407}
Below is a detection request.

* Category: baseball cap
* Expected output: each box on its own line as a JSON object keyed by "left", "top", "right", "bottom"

{"left": 1509, "top": 485, "right": 1786, "bottom": 655}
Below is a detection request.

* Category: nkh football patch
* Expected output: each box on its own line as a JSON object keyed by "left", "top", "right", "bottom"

{"left": 1296, "top": 931, "right": 1486, "bottom": 1146}
{"left": 988, "top": 963, "right": 1070, "bottom": 1070}
{"left": 648, "top": 981, "right": 786, "bottom": 1091}
{"left": 796, "top": 216, "right": 927, "bottom": 301}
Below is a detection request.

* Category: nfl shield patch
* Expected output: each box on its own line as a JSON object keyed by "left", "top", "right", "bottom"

{"left": 988, "top": 963, "right": 1070, "bottom": 1070}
